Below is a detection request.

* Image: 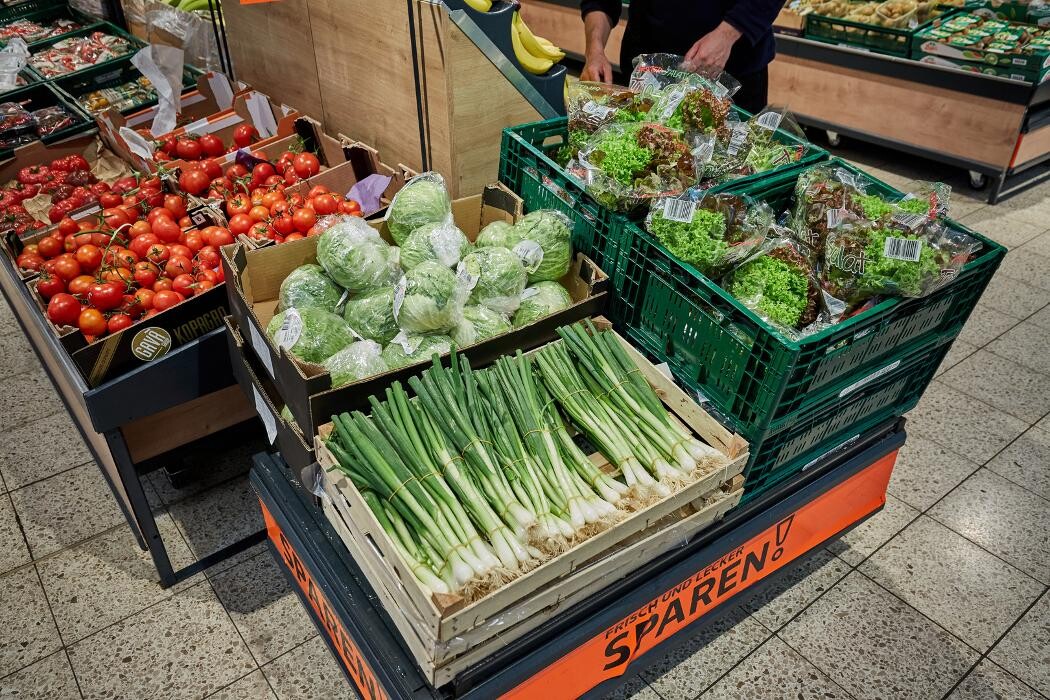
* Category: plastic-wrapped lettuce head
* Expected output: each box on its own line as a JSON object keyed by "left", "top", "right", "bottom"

{"left": 400, "top": 220, "right": 472, "bottom": 270}
{"left": 278, "top": 264, "right": 343, "bottom": 314}
{"left": 316, "top": 216, "right": 400, "bottom": 294}
{"left": 322, "top": 340, "right": 388, "bottom": 388}
{"left": 265, "top": 307, "right": 355, "bottom": 365}
{"left": 474, "top": 220, "right": 516, "bottom": 249}
{"left": 512, "top": 281, "right": 573, "bottom": 327}
{"left": 459, "top": 246, "right": 528, "bottom": 315}
{"left": 381, "top": 334, "right": 453, "bottom": 370}
{"left": 385, "top": 173, "right": 453, "bottom": 245}
{"left": 451, "top": 305, "right": 511, "bottom": 347}
{"left": 395, "top": 261, "right": 462, "bottom": 334}
{"left": 343, "top": 286, "right": 398, "bottom": 344}
{"left": 511, "top": 210, "right": 573, "bottom": 283}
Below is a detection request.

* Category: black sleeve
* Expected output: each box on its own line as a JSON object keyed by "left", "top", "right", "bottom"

{"left": 580, "top": 0, "right": 622, "bottom": 25}
{"left": 723, "top": 0, "right": 784, "bottom": 45}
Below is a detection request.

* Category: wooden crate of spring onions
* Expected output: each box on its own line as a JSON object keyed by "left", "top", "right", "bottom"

{"left": 314, "top": 319, "right": 748, "bottom": 680}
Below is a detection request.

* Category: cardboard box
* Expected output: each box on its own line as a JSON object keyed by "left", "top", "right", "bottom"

{"left": 118, "top": 71, "right": 247, "bottom": 131}
{"left": 97, "top": 90, "right": 300, "bottom": 172}
{"left": 222, "top": 183, "right": 610, "bottom": 443}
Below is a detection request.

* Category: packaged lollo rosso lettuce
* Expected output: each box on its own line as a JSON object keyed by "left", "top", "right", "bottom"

{"left": 646, "top": 191, "right": 771, "bottom": 276}
{"left": 563, "top": 81, "right": 657, "bottom": 162}
{"left": 725, "top": 236, "right": 822, "bottom": 332}
{"left": 697, "top": 109, "right": 808, "bottom": 186}
{"left": 575, "top": 121, "right": 700, "bottom": 212}
{"left": 823, "top": 216, "right": 977, "bottom": 309}
{"left": 628, "top": 53, "right": 740, "bottom": 100}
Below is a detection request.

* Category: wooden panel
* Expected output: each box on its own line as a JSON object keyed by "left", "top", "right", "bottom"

{"left": 218, "top": 0, "right": 325, "bottom": 119}
{"left": 519, "top": 1, "right": 626, "bottom": 68}
{"left": 768, "top": 54, "right": 1025, "bottom": 169}
{"left": 1013, "top": 122, "right": 1050, "bottom": 167}
{"left": 120, "top": 385, "right": 256, "bottom": 463}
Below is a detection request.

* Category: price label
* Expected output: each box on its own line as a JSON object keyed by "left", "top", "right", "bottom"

{"left": 662, "top": 197, "right": 697, "bottom": 223}
{"left": 883, "top": 237, "right": 923, "bottom": 262}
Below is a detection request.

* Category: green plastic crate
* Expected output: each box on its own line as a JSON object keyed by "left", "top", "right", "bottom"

{"left": 613, "top": 158, "right": 1006, "bottom": 441}
{"left": 0, "top": 3, "right": 102, "bottom": 48}
{"left": 0, "top": 0, "right": 66, "bottom": 24}
{"left": 52, "top": 57, "right": 200, "bottom": 117}
{"left": 0, "top": 67, "right": 38, "bottom": 98}
{"left": 27, "top": 22, "right": 143, "bottom": 80}
{"left": 805, "top": 7, "right": 960, "bottom": 57}
{"left": 0, "top": 82, "right": 93, "bottom": 159}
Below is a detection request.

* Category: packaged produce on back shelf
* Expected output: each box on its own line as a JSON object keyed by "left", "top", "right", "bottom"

{"left": 267, "top": 172, "right": 574, "bottom": 390}
{"left": 321, "top": 320, "right": 731, "bottom": 598}
{"left": 0, "top": 18, "right": 83, "bottom": 44}
{"left": 789, "top": 0, "right": 960, "bottom": 24}
{"left": 0, "top": 100, "right": 77, "bottom": 150}
{"left": 916, "top": 12, "right": 1050, "bottom": 68}
{"left": 76, "top": 76, "right": 158, "bottom": 116}
{"left": 643, "top": 165, "right": 980, "bottom": 337}
{"left": 29, "top": 31, "right": 136, "bottom": 78}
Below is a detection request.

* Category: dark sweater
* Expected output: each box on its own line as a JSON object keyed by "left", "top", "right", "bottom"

{"left": 580, "top": 0, "right": 784, "bottom": 78}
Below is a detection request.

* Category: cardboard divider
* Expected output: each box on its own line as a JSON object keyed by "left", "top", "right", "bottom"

{"left": 221, "top": 182, "right": 610, "bottom": 445}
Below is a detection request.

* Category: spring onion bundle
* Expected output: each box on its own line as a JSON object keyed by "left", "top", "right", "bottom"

{"left": 324, "top": 321, "right": 728, "bottom": 599}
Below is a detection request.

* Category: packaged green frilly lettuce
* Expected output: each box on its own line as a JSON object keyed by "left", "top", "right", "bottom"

{"left": 384, "top": 172, "right": 454, "bottom": 246}
{"left": 575, "top": 121, "right": 700, "bottom": 212}
{"left": 823, "top": 216, "right": 977, "bottom": 310}
{"left": 851, "top": 180, "right": 951, "bottom": 226}
{"left": 698, "top": 109, "right": 808, "bottom": 185}
{"left": 725, "top": 236, "right": 822, "bottom": 332}
{"left": 628, "top": 53, "right": 740, "bottom": 101}
{"left": 646, "top": 190, "right": 771, "bottom": 276}
{"left": 563, "top": 82, "right": 656, "bottom": 162}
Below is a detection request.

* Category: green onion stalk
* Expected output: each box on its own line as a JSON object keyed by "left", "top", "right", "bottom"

{"left": 360, "top": 489, "right": 451, "bottom": 595}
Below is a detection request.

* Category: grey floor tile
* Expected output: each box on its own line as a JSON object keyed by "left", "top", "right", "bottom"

{"left": 0, "top": 494, "right": 29, "bottom": 577}
{"left": 0, "top": 333, "right": 41, "bottom": 383}
{"left": 930, "top": 469, "right": 1050, "bottom": 583}
{"left": 949, "top": 659, "right": 1043, "bottom": 700}
{"left": 210, "top": 552, "right": 315, "bottom": 665}
{"left": 207, "top": 541, "right": 269, "bottom": 580}
{"left": 169, "top": 475, "right": 263, "bottom": 565}
{"left": 602, "top": 676, "right": 660, "bottom": 700}
{"left": 0, "top": 567, "right": 62, "bottom": 678}
{"left": 0, "top": 369, "right": 63, "bottom": 434}
{"left": 68, "top": 582, "right": 256, "bottom": 700}
{"left": 744, "top": 548, "right": 850, "bottom": 632}
{"left": 906, "top": 382, "right": 1029, "bottom": 464}
{"left": 0, "top": 411, "right": 92, "bottom": 491}
{"left": 1018, "top": 230, "right": 1050, "bottom": 259}
{"left": 779, "top": 572, "right": 978, "bottom": 700}
{"left": 937, "top": 340, "right": 978, "bottom": 376}
{"left": 940, "top": 350, "right": 1050, "bottom": 423}
{"left": 263, "top": 636, "right": 357, "bottom": 700}
{"left": 207, "top": 670, "right": 277, "bottom": 700}
{"left": 987, "top": 426, "right": 1050, "bottom": 501}
{"left": 147, "top": 439, "right": 261, "bottom": 508}
{"left": 977, "top": 274, "right": 1050, "bottom": 319}
{"left": 37, "top": 513, "right": 198, "bottom": 644}
{"left": 640, "top": 606, "right": 771, "bottom": 699}
{"left": 989, "top": 593, "right": 1050, "bottom": 696}
{"left": 957, "top": 304, "right": 1023, "bottom": 348}
{"left": 997, "top": 251, "right": 1050, "bottom": 292}
{"left": 0, "top": 650, "right": 81, "bottom": 699}
{"left": 860, "top": 516, "right": 1043, "bottom": 651}
{"left": 958, "top": 209, "right": 1047, "bottom": 250}
{"left": 702, "top": 636, "right": 853, "bottom": 700}
{"left": 988, "top": 322, "right": 1050, "bottom": 375}
{"left": 1028, "top": 303, "right": 1050, "bottom": 331}
{"left": 826, "top": 493, "right": 920, "bottom": 566}
{"left": 887, "top": 435, "right": 979, "bottom": 511}
{"left": 8, "top": 463, "right": 123, "bottom": 560}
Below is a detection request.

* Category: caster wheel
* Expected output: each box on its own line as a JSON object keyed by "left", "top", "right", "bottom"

{"left": 968, "top": 170, "right": 987, "bottom": 190}
{"left": 826, "top": 130, "right": 842, "bottom": 147}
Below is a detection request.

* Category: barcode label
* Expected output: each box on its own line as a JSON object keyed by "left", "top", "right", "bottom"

{"left": 727, "top": 126, "right": 749, "bottom": 156}
{"left": 663, "top": 197, "right": 696, "bottom": 223}
{"left": 756, "top": 111, "right": 783, "bottom": 131}
{"left": 826, "top": 207, "right": 849, "bottom": 228}
{"left": 583, "top": 102, "right": 615, "bottom": 120}
{"left": 892, "top": 212, "right": 927, "bottom": 231}
{"left": 883, "top": 237, "right": 923, "bottom": 262}
{"left": 659, "top": 88, "right": 686, "bottom": 120}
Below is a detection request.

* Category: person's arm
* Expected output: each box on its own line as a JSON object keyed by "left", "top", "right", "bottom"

{"left": 684, "top": 0, "right": 784, "bottom": 71}
{"left": 580, "top": 1, "right": 619, "bottom": 82}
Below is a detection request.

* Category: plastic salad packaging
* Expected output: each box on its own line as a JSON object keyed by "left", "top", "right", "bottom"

{"left": 381, "top": 333, "right": 454, "bottom": 370}
{"left": 513, "top": 281, "right": 573, "bottom": 327}
{"left": 646, "top": 191, "right": 771, "bottom": 276}
{"left": 575, "top": 121, "right": 700, "bottom": 212}
{"left": 509, "top": 209, "right": 573, "bottom": 283}
{"left": 563, "top": 81, "right": 655, "bottom": 162}
{"left": 628, "top": 53, "right": 740, "bottom": 100}
{"left": 394, "top": 260, "right": 467, "bottom": 334}
{"left": 725, "top": 236, "right": 823, "bottom": 333}
{"left": 315, "top": 215, "right": 400, "bottom": 293}
{"left": 451, "top": 305, "right": 512, "bottom": 347}
{"left": 458, "top": 246, "right": 528, "bottom": 315}
{"left": 384, "top": 172, "right": 454, "bottom": 246}
{"left": 343, "top": 286, "right": 399, "bottom": 344}
{"left": 266, "top": 307, "right": 356, "bottom": 365}
{"left": 322, "top": 340, "right": 389, "bottom": 388}
{"left": 700, "top": 109, "right": 808, "bottom": 185}
{"left": 278, "top": 264, "right": 344, "bottom": 314}
{"left": 400, "top": 220, "right": 472, "bottom": 270}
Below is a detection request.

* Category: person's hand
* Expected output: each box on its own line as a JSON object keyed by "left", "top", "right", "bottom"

{"left": 684, "top": 22, "right": 742, "bottom": 72}
{"left": 581, "top": 49, "right": 614, "bottom": 83}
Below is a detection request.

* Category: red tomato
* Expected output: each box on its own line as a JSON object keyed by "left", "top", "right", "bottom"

{"left": 292, "top": 152, "right": 321, "bottom": 178}
{"left": 152, "top": 216, "right": 182, "bottom": 244}
{"left": 88, "top": 282, "right": 124, "bottom": 311}
{"left": 175, "top": 138, "right": 203, "bottom": 161}
{"left": 152, "top": 290, "right": 184, "bottom": 311}
{"left": 146, "top": 207, "right": 172, "bottom": 226}
{"left": 311, "top": 193, "right": 339, "bottom": 216}
{"left": 133, "top": 288, "right": 155, "bottom": 310}
{"left": 248, "top": 205, "right": 270, "bottom": 223}
{"left": 248, "top": 222, "right": 271, "bottom": 240}
{"left": 102, "top": 267, "right": 134, "bottom": 286}
{"left": 198, "top": 134, "right": 225, "bottom": 158}
{"left": 129, "top": 220, "right": 152, "bottom": 238}
{"left": 225, "top": 164, "right": 248, "bottom": 180}
{"left": 169, "top": 244, "right": 193, "bottom": 260}
{"left": 233, "top": 124, "right": 259, "bottom": 148}
{"left": 163, "top": 195, "right": 187, "bottom": 219}
{"left": 284, "top": 233, "right": 305, "bottom": 242}
{"left": 196, "top": 246, "right": 221, "bottom": 270}
{"left": 98, "top": 191, "right": 123, "bottom": 208}
{"left": 35, "top": 273, "right": 65, "bottom": 299}
{"left": 179, "top": 168, "right": 210, "bottom": 196}
{"left": 196, "top": 280, "right": 216, "bottom": 293}
{"left": 178, "top": 216, "right": 192, "bottom": 229}
{"left": 226, "top": 194, "right": 250, "bottom": 216}
{"left": 292, "top": 208, "right": 316, "bottom": 233}
{"left": 181, "top": 231, "right": 204, "bottom": 253}
{"left": 67, "top": 275, "right": 94, "bottom": 296}
{"left": 251, "top": 163, "right": 276, "bottom": 187}
{"left": 200, "top": 158, "right": 223, "bottom": 180}
{"left": 78, "top": 308, "right": 107, "bottom": 336}
{"left": 133, "top": 261, "right": 159, "bottom": 288}
{"left": 165, "top": 255, "right": 193, "bottom": 278}
{"left": 260, "top": 191, "right": 283, "bottom": 209}
{"left": 264, "top": 174, "right": 284, "bottom": 187}
{"left": 153, "top": 278, "right": 173, "bottom": 293}
{"left": 47, "top": 293, "right": 81, "bottom": 325}
{"left": 36, "top": 236, "right": 62, "bottom": 259}
{"left": 57, "top": 216, "right": 79, "bottom": 236}
{"left": 202, "top": 227, "right": 233, "bottom": 247}
{"left": 283, "top": 170, "right": 301, "bottom": 186}
{"left": 196, "top": 268, "right": 219, "bottom": 284}
{"left": 271, "top": 214, "right": 295, "bottom": 236}
{"left": 146, "top": 243, "right": 170, "bottom": 265}
{"left": 341, "top": 199, "right": 362, "bottom": 215}
{"left": 228, "top": 213, "right": 253, "bottom": 236}
{"left": 102, "top": 207, "right": 131, "bottom": 230}
{"left": 171, "top": 273, "right": 196, "bottom": 297}
{"left": 129, "top": 233, "right": 159, "bottom": 259}
{"left": 52, "top": 256, "right": 81, "bottom": 282}
{"left": 107, "top": 313, "right": 133, "bottom": 334}
{"left": 74, "top": 244, "right": 102, "bottom": 271}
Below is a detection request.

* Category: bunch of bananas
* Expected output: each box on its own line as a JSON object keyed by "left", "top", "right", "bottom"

{"left": 510, "top": 12, "right": 565, "bottom": 75}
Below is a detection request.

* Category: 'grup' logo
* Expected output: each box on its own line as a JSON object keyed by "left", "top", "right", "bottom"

{"left": 131, "top": 327, "right": 171, "bottom": 361}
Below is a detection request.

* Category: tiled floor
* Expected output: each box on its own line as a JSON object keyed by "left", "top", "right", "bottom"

{"left": 0, "top": 137, "right": 1048, "bottom": 700}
